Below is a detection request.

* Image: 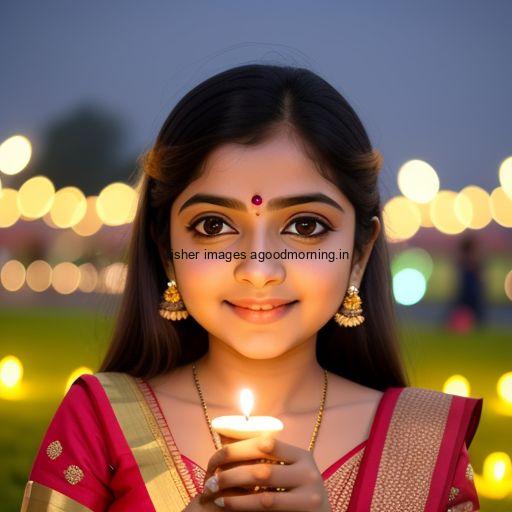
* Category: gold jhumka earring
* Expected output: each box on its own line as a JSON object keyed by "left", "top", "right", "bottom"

{"left": 158, "top": 278, "right": 189, "bottom": 321}
{"left": 333, "top": 284, "right": 365, "bottom": 327}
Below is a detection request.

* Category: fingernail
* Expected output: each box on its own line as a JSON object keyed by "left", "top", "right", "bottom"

{"left": 205, "top": 475, "right": 219, "bottom": 493}
{"left": 214, "top": 496, "right": 225, "bottom": 507}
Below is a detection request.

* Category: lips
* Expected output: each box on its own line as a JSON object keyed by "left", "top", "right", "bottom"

{"left": 224, "top": 300, "right": 298, "bottom": 324}
{"left": 227, "top": 298, "right": 297, "bottom": 309}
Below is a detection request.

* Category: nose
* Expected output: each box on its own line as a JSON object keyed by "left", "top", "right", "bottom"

{"left": 234, "top": 230, "right": 286, "bottom": 288}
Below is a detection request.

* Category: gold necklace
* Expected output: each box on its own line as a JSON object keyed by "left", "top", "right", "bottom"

{"left": 192, "top": 363, "right": 328, "bottom": 452}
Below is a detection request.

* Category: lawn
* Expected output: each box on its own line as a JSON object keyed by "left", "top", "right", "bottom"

{"left": 1, "top": 307, "right": 511, "bottom": 511}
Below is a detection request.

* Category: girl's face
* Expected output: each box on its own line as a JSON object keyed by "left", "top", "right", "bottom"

{"left": 169, "top": 130, "right": 371, "bottom": 360}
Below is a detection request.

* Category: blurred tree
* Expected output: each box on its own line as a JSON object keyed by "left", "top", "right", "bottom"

{"left": 10, "top": 102, "right": 137, "bottom": 194}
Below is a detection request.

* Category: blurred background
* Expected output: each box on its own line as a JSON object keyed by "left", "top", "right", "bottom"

{"left": 1, "top": 1, "right": 511, "bottom": 510}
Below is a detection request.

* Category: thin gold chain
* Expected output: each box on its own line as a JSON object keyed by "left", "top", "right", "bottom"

{"left": 192, "top": 363, "right": 328, "bottom": 452}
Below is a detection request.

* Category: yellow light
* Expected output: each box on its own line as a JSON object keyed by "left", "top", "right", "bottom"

{"left": 0, "top": 188, "right": 21, "bottom": 228}
{"left": 443, "top": 375, "right": 470, "bottom": 397}
{"left": 50, "top": 186, "right": 87, "bottom": 228}
{"left": 72, "top": 196, "right": 103, "bottom": 236}
{"left": 430, "top": 190, "right": 468, "bottom": 235}
{"left": 383, "top": 196, "right": 421, "bottom": 242}
{"left": 0, "top": 355, "right": 23, "bottom": 387}
{"left": 0, "top": 260, "right": 25, "bottom": 291}
{"left": 458, "top": 186, "right": 492, "bottom": 229}
{"left": 51, "top": 262, "right": 81, "bottom": 295}
{"left": 78, "top": 263, "right": 98, "bottom": 292}
{"left": 505, "top": 271, "right": 512, "bottom": 302}
{"left": 497, "top": 372, "right": 512, "bottom": 405}
{"left": 397, "top": 159, "right": 440, "bottom": 203}
{"left": 0, "top": 135, "right": 32, "bottom": 175}
{"left": 416, "top": 201, "right": 434, "bottom": 228}
{"left": 96, "top": 183, "right": 137, "bottom": 226}
{"left": 64, "top": 366, "right": 93, "bottom": 395}
{"left": 26, "top": 260, "right": 52, "bottom": 292}
{"left": 483, "top": 452, "right": 512, "bottom": 483}
{"left": 17, "top": 176, "right": 55, "bottom": 218}
{"left": 499, "top": 156, "right": 512, "bottom": 198}
{"left": 99, "top": 262, "right": 128, "bottom": 294}
{"left": 490, "top": 186, "right": 512, "bottom": 227}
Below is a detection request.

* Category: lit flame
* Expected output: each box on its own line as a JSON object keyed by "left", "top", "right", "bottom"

{"left": 240, "top": 388, "right": 254, "bottom": 420}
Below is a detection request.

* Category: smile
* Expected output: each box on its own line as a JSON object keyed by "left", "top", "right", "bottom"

{"left": 224, "top": 300, "right": 299, "bottom": 324}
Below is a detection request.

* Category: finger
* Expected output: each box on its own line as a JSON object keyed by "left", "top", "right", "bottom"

{"left": 204, "top": 433, "right": 305, "bottom": 481}
{"left": 214, "top": 487, "right": 325, "bottom": 511}
{"left": 210, "top": 461, "right": 306, "bottom": 494}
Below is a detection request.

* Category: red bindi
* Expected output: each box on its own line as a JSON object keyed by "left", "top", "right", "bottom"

{"left": 251, "top": 194, "right": 262, "bottom": 205}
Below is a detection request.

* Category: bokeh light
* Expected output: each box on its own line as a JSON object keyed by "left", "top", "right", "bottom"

{"left": 72, "top": 196, "right": 103, "bottom": 236}
{"left": 0, "top": 355, "right": 23, "bottom": 388}
{"left": 443, "top": 375, "right": 471, "bottom": 396}
{"left": 430, "top": 190, "right": 471, "bottom": 234}
{"left": 458, "top": 185, "right": 492, "bottom": 229}
{"left": 490, "top": 187, "right": 512, "bottom": 227}
{"left": 50, "top": 186, "right": 87, "bottom": 228}
{"left": 17, "top": 176, "right": 55, "bottom": 219}
{"left": 0, "top": 135, "right": 32, "bottom": 175}
{"left": 397, "top": 159, "right": 440, "bottom": 203}
{"left": 51, "top": 262, "right": 80, "bottom": 294}
{"left": 505, "top": 270, "right": 512, "bottom": 302}
{"left": 392, "top": 247, "right": 434, "bottom": 281}
{"left": 392, "top": 268, "right": 427, "bottom": 305}
{"left": 383, "top": 196, "right": 422, "bottom": 242}
{"left": 499, "top": 156, "right": 512, "bottom": 199}
{"left": 25, "top": 260, "right": 53, "bottom": 292}
{"left": 497, "top": 372, "right": 512, "bottom": 405}
{"left": 78, "top": 263, "right": 99, "bottom": 292}
{"left": 0, "top": 260, "right": 26, "bottom": 291}
{"left": 0, "top": 188, "right": 21, "bottom": 227}
{"left": 483, "top": 452, "right": 512, "bottom": 485}
{"left": 96, "top": 182, "right": 137, "bottom": 226}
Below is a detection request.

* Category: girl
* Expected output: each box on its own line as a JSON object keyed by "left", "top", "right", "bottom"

{"left": 22, "top": 64, "right": 483, "bottom": 511}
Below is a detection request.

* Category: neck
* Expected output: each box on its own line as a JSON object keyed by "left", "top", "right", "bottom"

{"left": 194, "top": 334, "right": 326, "bottom": 418}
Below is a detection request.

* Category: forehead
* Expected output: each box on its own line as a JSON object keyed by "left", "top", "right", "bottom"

{"left": 189, "top": 131, "right": 344, "bottom": 200}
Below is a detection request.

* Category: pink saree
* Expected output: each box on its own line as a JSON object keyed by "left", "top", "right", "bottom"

{"left": 21, "top": 372, "right": 482, "bottom": 511}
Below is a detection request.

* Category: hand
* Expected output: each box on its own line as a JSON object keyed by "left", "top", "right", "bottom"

{"left": 199, "top": 433, "right": 332, "bottom": 511}
{"left": 183, "top": 494, "right": 225, "bottom": 511}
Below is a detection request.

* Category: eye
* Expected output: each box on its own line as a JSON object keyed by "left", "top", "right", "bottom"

{"left": 282, "top": 216, "right": 333, "bottom": 238}
{"left": 185, "top": 216, "right": 237, "bottom": 238}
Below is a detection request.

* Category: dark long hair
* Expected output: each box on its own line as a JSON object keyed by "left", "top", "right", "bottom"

{"left": 99, "top": 64, "right": 409, "bottom": 390}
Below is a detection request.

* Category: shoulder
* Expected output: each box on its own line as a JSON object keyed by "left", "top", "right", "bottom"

{"left": 326, "top": 371, "right": 384, "bottom": 408}
{"left": 384, "top": 385, "right": 484, "bottom": 449}
{"left": 27, "top": 373, "right": 118, "bottom": 510}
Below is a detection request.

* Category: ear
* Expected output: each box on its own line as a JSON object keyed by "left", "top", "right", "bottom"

{"left": 348, "top": 216, "right": 380, "bottom": 288}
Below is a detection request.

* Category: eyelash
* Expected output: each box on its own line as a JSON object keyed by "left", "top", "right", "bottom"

{"left": 185, "top": 215, "right": 334, "bottom": 239}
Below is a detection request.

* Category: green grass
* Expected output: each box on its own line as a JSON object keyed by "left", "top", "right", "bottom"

{"left": 1, "top": 308, "right": 511, "bottom": 511}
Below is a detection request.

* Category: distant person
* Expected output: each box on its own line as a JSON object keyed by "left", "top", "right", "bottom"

{"left": 448, "top": 234, "right": 485, "bottom": 331}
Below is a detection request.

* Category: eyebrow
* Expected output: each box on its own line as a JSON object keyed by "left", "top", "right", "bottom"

{"left": 178, "top": 193, "right": 345, "bottom": 214}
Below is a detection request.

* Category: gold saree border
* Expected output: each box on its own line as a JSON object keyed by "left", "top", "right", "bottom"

{"left": 370, "top": 387, "right": 453, "bottom": 511}
{"left": 21, "top": 481, "right": 93, "bottom": 511}
{"left": 94, "top": 372, "right": 192, "bottom": 510}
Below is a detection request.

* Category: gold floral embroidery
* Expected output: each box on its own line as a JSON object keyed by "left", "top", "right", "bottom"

{"left": 448, "top": 486, "right": 460, "bottom": 502}
{"left": 465, "top": 463, "right": 474, "bottom": 482}
{"left": 63, "top": 464, "right": 84, "bottom": 485}
{"left": 447, "top": 501, "right": 474, "bottom": 511}
{"left": 46, "top": 440, "right": 63, "bottom": 460}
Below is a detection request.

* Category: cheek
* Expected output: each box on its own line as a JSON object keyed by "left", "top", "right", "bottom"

{"left": 173, "top": 258, "right": 227, "bottom": 307}
{"left": 291, "top": 258, "right": 351, "bottom": 315}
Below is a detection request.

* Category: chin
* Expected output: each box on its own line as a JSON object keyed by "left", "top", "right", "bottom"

{"left": 227, "top": 340, "right": 292, "bottom": 361}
